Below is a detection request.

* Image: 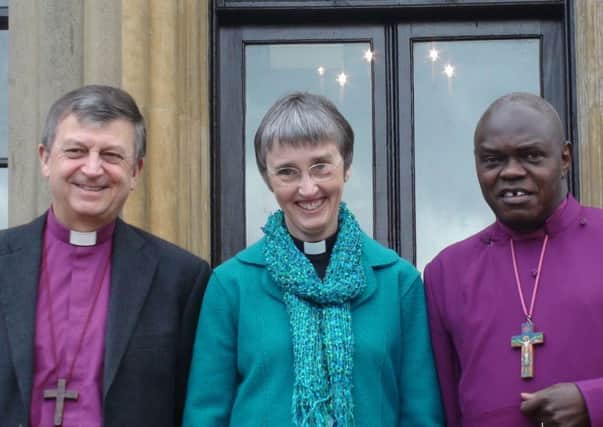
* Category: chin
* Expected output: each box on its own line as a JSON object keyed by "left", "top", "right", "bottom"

{"left": 499, "top": 216, "right": 544, "bottom": 233}
{"left": 301, "top": 225, "right": 328, "bottom": 238}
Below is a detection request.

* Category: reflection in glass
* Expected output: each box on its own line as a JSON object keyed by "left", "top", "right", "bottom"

{"left": 0, "top": 168, "right": 6, "bottom": 229}
{"left": 0, "top": 30, "right": 7, "bottom": 158}
{"left": 413, "top": 39, "right": 540, "bottom": 271}
{"left": 245, "top": 43, "right": 373, "bottom": 245}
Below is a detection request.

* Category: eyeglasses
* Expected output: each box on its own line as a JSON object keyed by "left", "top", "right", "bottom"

{"left": 268, "top": 161, "right": 341, "bottom": 185}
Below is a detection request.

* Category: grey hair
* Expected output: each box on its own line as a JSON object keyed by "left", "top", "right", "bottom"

{"left": 474, "top": 92, "right": 565, "bottom": 145}
{"left": 41, "top": 85, "right": 146, "bottom": 160}
{"left": 254, "top": 92, "right": 354, "bottom": 180}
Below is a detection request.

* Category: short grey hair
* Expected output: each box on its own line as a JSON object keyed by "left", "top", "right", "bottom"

{"left": 41, "top": 85, "right": 146, "bottom": 160}
{"left": 254, "top": 92, "right": 354, "bottom": 180}
{"left": 474, "top": 92, "right": 565, "bottom": 146}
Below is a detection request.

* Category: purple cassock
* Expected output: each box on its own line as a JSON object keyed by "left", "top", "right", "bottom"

{"left": 29, "top": 209, "right": 113, "bottom": 427}
{"left": 424, "top": 195, "right": 603, "bottom": 427}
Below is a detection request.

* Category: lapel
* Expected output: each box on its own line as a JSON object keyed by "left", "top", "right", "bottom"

{"left": 243, "top": 233, "right": 398, "bottom": 308}
{"left": 0, "top": 214, "right": 46, "bottom": 414}
{"left": 354, "top": 235, "right": 399, "bottom": 307}
{"left": 103, "top": 219, "right": 158, "bottom": 398}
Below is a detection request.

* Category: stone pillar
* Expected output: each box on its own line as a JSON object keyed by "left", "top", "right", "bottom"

{"left": 9, "top": 0, "right": 84, "bottom": 223}
{"left": 575, "top": 0, "right": 603, "bottom": 206}
{"left": 83, "top": 1, "right": 122, "bottom": 83}
{"left": 8, "top": 0, "right": 121, "bottom": 223}
{"left": 121, "top": 0, "right": 211, "bottom": 259}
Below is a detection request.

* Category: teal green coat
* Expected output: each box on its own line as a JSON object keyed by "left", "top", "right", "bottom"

{"left": 183, "top": 233, "right": 443, "bottom": 426}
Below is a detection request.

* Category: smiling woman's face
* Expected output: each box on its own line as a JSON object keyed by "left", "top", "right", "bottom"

{"left": 266, "top": 140, "right": 349, "bottom": 242}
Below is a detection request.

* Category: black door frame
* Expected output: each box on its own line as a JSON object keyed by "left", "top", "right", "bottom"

{"left": 211, "top": 0, "right": 573, "bottom": 265}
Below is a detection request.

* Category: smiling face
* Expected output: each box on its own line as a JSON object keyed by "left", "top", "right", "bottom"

{"left": 39, "top": 113, "right": 143, "bottom": 231}
{"left": 266, "top": 141, "right": 349, "bottom": 242}
{"left": 474, "top": 101, "right": 571, "bottom": 232}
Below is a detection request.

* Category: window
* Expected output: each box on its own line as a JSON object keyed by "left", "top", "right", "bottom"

{"left": 213, "top": 2, "right": 571, "bottom": 267}
{"left": 412, "top": 38, "right": 540, "bottom": 270}
{"left": 245, "top": 41, "right": 376, "bottom": 244}
{"left": 0, "top": 4, "right": 8, "bottom": 229}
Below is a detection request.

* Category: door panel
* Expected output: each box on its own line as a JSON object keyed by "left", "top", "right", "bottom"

{"left": 412, "top": 38, "right": 540, "bottom": 270}
{"left": 215, "top": 18, "right": 567, "bottom": 267}
{"left": 245, "top": 42, "right": 374, "bottom": 244}
{"left": 216, "top": 25, "right": 387, "bottom": 263}
{"left": 397, "top": 20, "right": 565, "bottom": 267}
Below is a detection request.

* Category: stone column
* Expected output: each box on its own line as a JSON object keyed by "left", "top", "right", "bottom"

{"left": 575, "top": 0, "right": 603, "bottom": 206}
{"left": 8, "top": 0, "right": 121, "bottom": 223}
{"left": 121, "top": 0, "right": 211, "bottom": 259}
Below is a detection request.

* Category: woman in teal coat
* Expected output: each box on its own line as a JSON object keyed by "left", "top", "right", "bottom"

{"left": 183, "top": 92, "right": 443, "bottom": 426}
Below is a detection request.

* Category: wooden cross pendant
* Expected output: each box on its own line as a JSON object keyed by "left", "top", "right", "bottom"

{"left": 43, "top": 378, "right": 78, "bottom": 426}
{"left": 511, "top": 321, "right": 544, "bottom": 378}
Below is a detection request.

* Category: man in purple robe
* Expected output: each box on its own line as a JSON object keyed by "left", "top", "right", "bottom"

{"left": 0, "top": 85, "right": 210, "bottom": 427}
{"left": 424, "top": 93, "right": 601, "bottom": 427}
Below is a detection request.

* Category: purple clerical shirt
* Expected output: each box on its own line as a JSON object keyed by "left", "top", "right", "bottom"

{"left": 424, "top": 195, "right": 603, "bottom": 427}
{"left": 30, "top": 209, "right": 114, "bottom": 427}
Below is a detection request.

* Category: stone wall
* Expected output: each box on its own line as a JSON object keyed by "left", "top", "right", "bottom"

{"left": 8, "top": 0, "right": 211, "bottom": 260}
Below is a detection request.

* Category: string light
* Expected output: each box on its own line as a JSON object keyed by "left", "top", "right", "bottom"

{"left": 428, "top": 48, "right": 440, "bottom": 62}
{"left": 336, "top": 72, "right": 348, "bottom": 87}
{"left": 443, "top": 64, "right": 455, "bottom": 78}
{"left": 364, "top": 49, "right": 374, "bottom": 63}
{"left": 317, "top": 66, "right": 325, "bottom": 76}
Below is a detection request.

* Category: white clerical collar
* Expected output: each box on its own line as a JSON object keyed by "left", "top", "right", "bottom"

{"left": 69, "top": 230, "right": 98, "bottom": 246}
{"left": 303, "top": 240, "right": 327, "bottom": 255}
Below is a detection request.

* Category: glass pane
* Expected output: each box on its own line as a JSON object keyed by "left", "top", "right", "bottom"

{"left": 0, "top": 30, "right": 7, "bottom": 158}
{"left": 245, "top": 43, "right": 373, "bottom": 244}
{"left": 0, "top": 168, "right": 7, "bottom": 229}
{"left": 413, "top": 39, "right": 540, "bottom": 271}
{"left": 0, "top": 1, "right": 7, "bottom": 7}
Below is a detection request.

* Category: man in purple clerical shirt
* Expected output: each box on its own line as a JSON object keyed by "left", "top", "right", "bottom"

{"left": 424, "top": 93, "right": 602, "bottom": 427}
{"left": 0, "top": 85, "right": 211, "bottom": 427}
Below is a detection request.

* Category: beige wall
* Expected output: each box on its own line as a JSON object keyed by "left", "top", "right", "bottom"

{"left": 6, "top": 1, "right": 603, "bottom": 262}
{"left": 575, "top": 0, "right": 603, "bottom": 207}
{"left": 8, "top": 0, "right": 212, "bottom": 260}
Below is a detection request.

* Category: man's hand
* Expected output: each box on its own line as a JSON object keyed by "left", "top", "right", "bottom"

{"left": 520, "top": 383, "right": 590, "bottom": 427}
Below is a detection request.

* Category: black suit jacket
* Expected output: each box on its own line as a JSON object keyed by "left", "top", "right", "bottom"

{"left": 0, "top": 213, "right": 210, "bottom": 427}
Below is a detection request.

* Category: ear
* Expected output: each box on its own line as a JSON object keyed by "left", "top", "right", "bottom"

{"left": 344, "top": 166, "right": 352, "bottom": 182}
{"left": 561, "top": 141, "right": 572, "bottom": 177}
{"left": 130, "top": 158, "right": 144, "bottom": 191}
{"left": 38, "top": 144, "right": 51, "bottom": 178}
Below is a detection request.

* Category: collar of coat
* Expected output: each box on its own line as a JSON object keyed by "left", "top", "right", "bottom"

{"left": 235, "top": 232, "right": 401, "bottom": 307}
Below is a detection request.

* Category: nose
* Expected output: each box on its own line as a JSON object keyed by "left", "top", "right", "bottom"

{"left": 297, "top": 171, "right": 318, "bottom": 196}
{"left": 81, "top": 152, "right": 104, "bottom": 176}
{"left": 499, "top": 157, "right": 526, "bottom": 179}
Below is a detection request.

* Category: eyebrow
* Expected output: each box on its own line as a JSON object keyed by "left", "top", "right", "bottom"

{"left": 61, "top": 138, "right": 86, "bottom": 147}
{"left": 61, "top": 139, "right": 128, "bottom": 153}
{"left": 271, "top": 153, "right": 337, "bottom": 169}
{"left": 478, "top": 139, "right": 548, "bottom": 151}
{"left": 311, "top": 154, "right": 336, "bottom": 163}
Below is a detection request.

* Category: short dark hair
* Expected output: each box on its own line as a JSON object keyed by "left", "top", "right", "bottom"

{"left": 41, "top": 85, "right": 146, "bottom": 160}
{"left": 254, "top": 92, "right": 354, "bottom": 180}
{"left": 474, "top": 92, "right": 565, "bottom": 146}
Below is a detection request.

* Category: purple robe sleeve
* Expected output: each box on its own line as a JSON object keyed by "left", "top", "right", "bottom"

{"left": 576, "top": 378, "right": 603, "bottom": 426}
{"left": 424, "top": 257, "right": 461, "bottom": 427}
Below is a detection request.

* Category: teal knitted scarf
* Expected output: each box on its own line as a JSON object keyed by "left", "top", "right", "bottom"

{"left": 263, "top": 203, "right": 366, "bottom": 427}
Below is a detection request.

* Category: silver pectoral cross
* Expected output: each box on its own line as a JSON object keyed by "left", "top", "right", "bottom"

{"left": 43, "top": 378, "right": 79, "bottom": 426}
